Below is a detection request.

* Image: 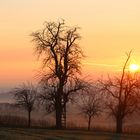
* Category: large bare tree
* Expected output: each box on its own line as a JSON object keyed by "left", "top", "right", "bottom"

{"left": 31, "top": 20, "right": 84, "bottom": 128}
{"left": 99, "top": 51, "right": 140, "bottom": 133}
{"left": 13, "top": 83, "right": 37, "bottom": 128}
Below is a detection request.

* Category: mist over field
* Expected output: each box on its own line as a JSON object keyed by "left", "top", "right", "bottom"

{"left": 0, "top": 93, "right": 139, "bottom": 133}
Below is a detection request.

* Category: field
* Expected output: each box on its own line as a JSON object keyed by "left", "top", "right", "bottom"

{"left": 0, "top": 128, "right": 140, "bottom": 140}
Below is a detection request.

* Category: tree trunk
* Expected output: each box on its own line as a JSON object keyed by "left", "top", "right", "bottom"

{"left": 55, "top": 101, "right": 62, "bottom": 129}
{"left": 55, "top": 86, "right": 63, "bottom": 129}
{"left": 28, "top": 111, "right": 31, "bottom": 128}
{"left": 88, "top": 116, "right": 91, "bottom": 131}
{"left": 116, "top": 117, "right": 123, "bottom": 133}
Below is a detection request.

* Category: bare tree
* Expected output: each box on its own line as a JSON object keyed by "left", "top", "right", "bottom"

{"left": 31, "top": 20, "right": 84, "bottom": 128}
{"left": 78, "top": 87, "right": 102, "bottom": 130}
{"left": 99, "top": 51, "right": 140, "bottom": 133}
{"left": 13, "top": 83, "right": 37, "bottom": 128}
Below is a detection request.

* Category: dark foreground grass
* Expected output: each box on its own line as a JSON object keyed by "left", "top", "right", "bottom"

{"left": 0, "top": 127, "right": 139, "bottom": 140}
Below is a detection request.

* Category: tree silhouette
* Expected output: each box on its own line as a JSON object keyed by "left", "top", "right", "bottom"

{"left": 31, "top": 20, "right": 84, "bottom": 129}
{"left": 13, "top": 83, "right": 37, "bottom": 128}
{"left": 79, "top": 87, "right": 102, "bottom": 130}
{"left": 99, "top": 51, "right": 140, "bottom": 133}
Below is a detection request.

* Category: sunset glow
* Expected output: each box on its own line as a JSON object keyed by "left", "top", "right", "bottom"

{"left": 129, "top": 64, "right": 139, "bottom": 72}
{"left": 0, "top": 0, "right": 140, "bottom": 91}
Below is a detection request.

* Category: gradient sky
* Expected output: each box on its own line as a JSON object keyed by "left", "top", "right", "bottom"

{"left": 0, "top": 0, "right": 140, "bottom": 92}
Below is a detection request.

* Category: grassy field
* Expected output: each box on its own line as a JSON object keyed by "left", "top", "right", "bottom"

{"left": 0, "top": 127, "right": 139, "bottom": 140}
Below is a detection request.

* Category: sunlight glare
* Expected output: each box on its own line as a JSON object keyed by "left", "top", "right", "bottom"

{"left": 129, "top": 64, "right": 139, "bottom": 72}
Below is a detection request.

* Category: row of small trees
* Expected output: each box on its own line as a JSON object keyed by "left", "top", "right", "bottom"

{"left": 11, "top": 20, "right": 140, "bottom": 133}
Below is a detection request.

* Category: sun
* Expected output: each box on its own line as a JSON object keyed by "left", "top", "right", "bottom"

{"left": 129, "top": 64, "right": 139, "bottom": 72}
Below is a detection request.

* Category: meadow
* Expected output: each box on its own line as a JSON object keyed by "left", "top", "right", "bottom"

{"left": 0, "top": 127, "right": 140, "bottom": 140}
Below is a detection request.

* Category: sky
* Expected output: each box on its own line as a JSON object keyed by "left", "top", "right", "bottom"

{"left": 0, "top": 0, "right": 140, "bottom": 94}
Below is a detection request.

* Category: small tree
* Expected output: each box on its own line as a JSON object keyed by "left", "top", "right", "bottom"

{"left": 13, "top": 83, "right": 37, "bottom": 128}
{"left": 79, "top": 87, "right": 102, "bottom": 130}
{"left": 99, "top": 51, "right": 140, "bottom": 133}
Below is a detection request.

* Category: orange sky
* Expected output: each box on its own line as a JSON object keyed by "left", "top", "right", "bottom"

{"left": 0, "top": 0, "right": 140, "bottom": 91}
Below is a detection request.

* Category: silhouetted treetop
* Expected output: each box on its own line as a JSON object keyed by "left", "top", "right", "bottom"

{"left": 31, "top": 20, "right": 84, "bottom": 80}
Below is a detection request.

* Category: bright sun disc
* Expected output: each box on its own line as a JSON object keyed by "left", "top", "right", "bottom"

{"left": 129, "top": 64, "right": 139, "bottom": 72}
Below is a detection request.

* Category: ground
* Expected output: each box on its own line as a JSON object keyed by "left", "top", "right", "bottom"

{"left": 0, "top": 128, "right": 140, "bottom": 140}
